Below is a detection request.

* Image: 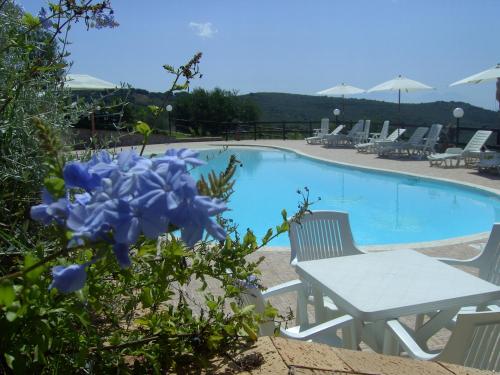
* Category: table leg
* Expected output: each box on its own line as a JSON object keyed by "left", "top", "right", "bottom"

{"left": 312, "top": 287, "right": 326, "bottom": 324}
{"left": 414, "top": 307, "right": 460, "bottom": 348}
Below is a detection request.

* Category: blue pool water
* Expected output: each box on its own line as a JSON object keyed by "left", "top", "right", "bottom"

{"left": 192, "top": 147, "right": 500, "bottom": 246}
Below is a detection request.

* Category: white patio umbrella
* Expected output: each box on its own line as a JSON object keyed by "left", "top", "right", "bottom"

{"left": 316, "top": 83, "right": 365, "bottom": 116}
{"left": 450, "top": 64, "right": 500, "bottom": 86}
{"left": 450, "top": 64, "right": 500, "bottom": 111}
{"left": 64, "top": 74, "right": 118, "bottom": 90}
{"left": 64, "top": 74, "right": 119, "bottom": 134}
{"left": 367, "top": 75, "right": 434, "bottom": 123}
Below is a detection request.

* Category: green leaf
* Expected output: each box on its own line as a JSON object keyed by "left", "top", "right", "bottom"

{"left": 35, "top": 63, "right": 67, "bottom": 72}
{"left": 242, "top": 322, "right": 258, "bottom": 341}
{"left": 24, "top": 253, "right": 44, "bottom": 282}
{"left": 240, "top": 304, "right": 255, "bottom": 315}
{"left": 44, "top": 176, "right": 65, "bottom": 197}
{"left": 22, "top": 12, "right": 41, "bottom": 27}
{"left": 135, "top": 121, "right": 152, "bottom": 137}
{"left": 281, "top": 209, "right": 288, "bottom": 221}
{"left": 6, "top": 311, "right": 17, "bottom": 322}
{"left": 140, "top": 287, "right": 153, "bottom": 308}
{"left": 162, "top": 64, "right": 176, "bottom": 73}
{"left": 230, "top": 301, "right": 240, "bottom": 314}
{"left": 261, "top": 228, "right": 273, "bottom": 244}
{"left": 4, "top": 353, "right": 15, "bottom": 369}
{"left": 0, "top": 282, "right": 15, "bottom": 307}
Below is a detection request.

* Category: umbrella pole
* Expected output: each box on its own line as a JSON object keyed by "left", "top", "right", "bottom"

{"left": 342, "top": 95, "right": 345, "bottom": 121}
{"left": 398, "top": 89, "right": 401, "bottom": 127}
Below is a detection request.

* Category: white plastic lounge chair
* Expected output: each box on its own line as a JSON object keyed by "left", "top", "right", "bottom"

{"left": 384, "top": 310, "right": 500, "bottom": 371}
{"left": 477, "top": 152, "right": 500, "bottom": 174}
{"left": 325, "top": 120, "right": 364, "bottom": 147}
{"left": 355, "top": 127, "right": 406, "bottom": 153}
{"left": 239, "top": 280, "right": 354, "bottom": 347}
{"left": 410, "top": 123, "right": 443, "bottom": 157}
{"left": 306, "top": 124, "right": 344, "bottom": 145}
{"left": 306, "top": 118, "right": 329, "bottom": 144}
{"left": 369, "top": 120, "right": 390, "bottom": 141}
{"left": 377, "top": 127, "right": 428, "bottom": 157}
{"left": 354, "top": 120, "right": 371, "bottom": 144}
{"left": 428, "top": 130, "right": 492, "bottom": 167}
{"left": 288, "top": 211, "right": 365, "bottom": 266}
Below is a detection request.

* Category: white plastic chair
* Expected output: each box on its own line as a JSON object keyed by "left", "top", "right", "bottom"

{"left": 414, "top": 223, "right": 500, "bottom": 337}
{"left": 240, "top": 280, "right": 354, "bottom": 347}
{"left": 288, "top": 211, "right": 365, "bottom": 266}
{"left": 439, "top": 223, "right": 500, "bottom": 286}
{"left": 384, "top": 310, "right": 500, "bottom": 372}
{"left": 428, "top": 130, "right": 493, "bottom": 167}
{"left": 306, "top": 124, "right": 344, "bottom": 145}
{"left": 370, "top": 120, "right": 390, "bottom": 141}
{"left": 325, "top": 120, "right": 364, "bottom": 147}
{"left": 356, "top": 128, "right": 406, "bottom": 153}
{"left": 377, "top": 127, "right": 429, "bottom": 157}
{"left": 411, "top": 123, "right": 443, "bottom": 156}
{"left": 307, "top": 118, "right": 330, "bottom": 144}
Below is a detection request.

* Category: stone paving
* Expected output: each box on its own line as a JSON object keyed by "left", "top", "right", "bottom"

{"left": 135, "top": 140, "right": 498, "bottom": 353}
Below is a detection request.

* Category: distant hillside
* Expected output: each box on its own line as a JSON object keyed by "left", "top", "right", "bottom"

{"left": 240, "top": 92, "right": 500, "bottom": 129}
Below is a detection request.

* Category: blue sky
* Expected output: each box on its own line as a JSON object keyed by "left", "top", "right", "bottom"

{"left": 24, "top": 0, "right": 500, "bottom": 110}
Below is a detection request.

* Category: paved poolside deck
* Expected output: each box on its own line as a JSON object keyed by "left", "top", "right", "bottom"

{"left": 133, "top": 139, "right": 498, "bottom": 353}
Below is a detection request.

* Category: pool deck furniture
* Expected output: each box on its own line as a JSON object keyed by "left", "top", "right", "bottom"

{"left": 355, "top": 119, "right": 371, "bottom": 144}
{"left": 295, "top": 249, "right": 500, "bottom": 354}
{"left": 477, "top": 151, "right": 500, "bottom": 174}
{"left": 369, "top": 120, "right": 390, "bottom": 142}
{"left": 324, "top": 120, "right": 364, "bottom": 147}
{"left": 377, "top": 126, "right": 429, "bottom": 157}
{"left": 306, "top": 118, "right": 330, "bottom": 144}
{"left": 239, "top": 280, "right": 353, "bottom": 347}
{"left": 288, "top": 211, "right": 365, "bottom": 266}
{"left": 305, "top": 124, "right": 345, "bottom": 145}
{"left": 428, "top": 130, "right": 493, "bottom": 168}
{"left": 384, "top": 310, "right": 500, "bottom": 371}
{"left": 355, "top": 127, "right": 406, "bottom": 153}
{"left": 410, "top": 123, "right": 443, "bottom": 157}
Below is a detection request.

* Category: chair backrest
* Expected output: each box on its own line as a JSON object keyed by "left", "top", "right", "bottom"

{"left": 379, "top": 121, "right": 390, "bottom": 140}
{"left": 407, "top": 127, "right": 429, "bottom": 145}
{"left": 347, "top": 120, "right": 364, "bottom": 137}
{"left": 288, "top": 211, "right": 363, "bottom": 263}
{"left": 463, "top": 130, "right": 493, "bottom": 153}
{"left": 477, "top": 223, "right": 500, "bottom": 285}
{"left": 387, "top": 128, "right": 406, "bottom": 142}
{"left": 422, "top": 123, "right": 443, "bottom": 150}
{"left": 440, "top": 310, "right": 500, "bottom": 371}
{"left": 362, "top": 120, "right": 371, "bottom": 139}
{"left": 331, "top": 124, "right": 345, "bottom": 135}
{"left": 319, "top": 118, "right": 330, "bottom": 136}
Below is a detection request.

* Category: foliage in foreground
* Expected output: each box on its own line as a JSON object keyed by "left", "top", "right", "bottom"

{"left": 0, "top": 2, "right": 302, "bottom": 373}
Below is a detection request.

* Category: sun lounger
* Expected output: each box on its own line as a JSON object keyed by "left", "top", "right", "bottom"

{"left": 324, "top": 120, "right": 364, "bottom": 147}
{"left": 306, "top": 124, "right": 345, "bottom": 145}
{"left": 410, "top": 123, "right": 443, "bottom": 157}
{"left": 477, "top": 152, "right": 500, "bottom": 174}
{"left": 428, "top": 130, "right": 492, "bottom": 167}
{"left": 355, "top": 127, "right": 406, "bottom": 153}
{"left": 306, "top": 118, "right": 330, "bottom": 144}
{"left": 377, "top": 127, "right": 428, "bottom": 157}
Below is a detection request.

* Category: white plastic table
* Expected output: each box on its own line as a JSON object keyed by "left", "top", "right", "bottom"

{"left": 296, "top": 249, "right": 500, "bottom": 351}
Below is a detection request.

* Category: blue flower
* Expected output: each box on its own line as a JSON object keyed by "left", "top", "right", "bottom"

{"left": 30, "top": 189, "right": 69, "bottom": 225}
{"left": 38, "top": 7, "right": 51, "bottom": 30}
{"left": 63, "top": 161, "right": 101, "bottom": 191}
{"left": 113, "top": 243, "right": 131, "bottom": 269}
{"left": 172, "top": 196, "right": 227, "bottom": 247}
{"left": 153, "top": 148, "right": 205, "bottom": 171}
{"left": 49, "top": 263, "right": 88, "bottom": 293}
{"left": 93, "top": 13, "right": 119, "bottom": 29}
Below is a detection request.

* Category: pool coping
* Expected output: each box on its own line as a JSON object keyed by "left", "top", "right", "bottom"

{"left": 201, "top": 142, "right": 498, "bottom": 251}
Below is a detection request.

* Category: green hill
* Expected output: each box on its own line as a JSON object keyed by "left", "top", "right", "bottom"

{"left": 240, "top": 92, "right": 500, "bottom": 129}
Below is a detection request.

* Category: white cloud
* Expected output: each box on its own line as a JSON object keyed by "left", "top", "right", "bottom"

{"left": 189, "top": 22, "right": 217, "bottom": 38}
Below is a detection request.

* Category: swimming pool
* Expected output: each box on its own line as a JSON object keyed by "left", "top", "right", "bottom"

{"left": 193, "top": 147, "right": 500, "bottom": 246}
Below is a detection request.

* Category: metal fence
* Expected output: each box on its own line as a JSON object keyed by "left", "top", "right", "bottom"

{"left": 174, "top": 118, "right": 500, "bottom": 149}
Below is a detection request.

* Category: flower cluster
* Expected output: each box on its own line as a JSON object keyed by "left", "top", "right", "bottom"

{"left": 31, "top": 149, "right": 227, "bottom": 293}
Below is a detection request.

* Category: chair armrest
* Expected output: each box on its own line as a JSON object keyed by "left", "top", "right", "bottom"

{"left": 283, "top": 314, "right": 353, "bottom": 341}
{"left": 262, "top": 279, "right": 303, "bottom": 298}
{"left": 385, "top": 320, "right": 438, "bottom": 361}
{"left": 486, "top": 304, "right": 500, "bottom": 312}
{"left": 437, "top": 253, "right": 482, "bottom": 268}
